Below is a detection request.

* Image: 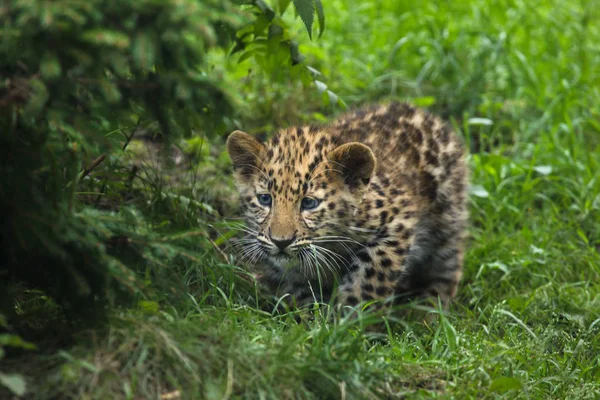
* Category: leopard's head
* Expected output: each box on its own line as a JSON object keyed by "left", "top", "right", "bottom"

{"left": 226, "top": 127, "right": 375, "bottom": 276}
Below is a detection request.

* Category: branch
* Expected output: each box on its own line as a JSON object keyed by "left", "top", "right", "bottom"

{"left": 79, "top": 154, "right": 108, "bottom": 181}
{"left": 68, "top": 121, "right": 140, "bottom": 189}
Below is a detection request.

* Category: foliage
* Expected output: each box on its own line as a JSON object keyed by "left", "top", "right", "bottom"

{"left": 0, "top": 0, "right": 327, "bottom": 319}
{"left": 1, "top": 0, "right": 330, "bottom": 394}
{"left": 0, "top": 315, "right": 34, "bottom": 396}
{"left": 0, "top": 0, "right": 237, "bottom": 321}
{"left": 223, "top": 0, "right": 339, "bottom": 135}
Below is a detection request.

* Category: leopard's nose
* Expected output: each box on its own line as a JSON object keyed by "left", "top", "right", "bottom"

{"left": 269, "top": 232, "right": 296, "bottom": 251}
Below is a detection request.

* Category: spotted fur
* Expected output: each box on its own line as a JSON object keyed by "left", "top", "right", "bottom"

{"left": 226, "top": 102, "right": 468, "bottom": 311}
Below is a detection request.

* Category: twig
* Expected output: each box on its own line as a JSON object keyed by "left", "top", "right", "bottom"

{"left": 79, "top": 154, "right": 108, "bottom": 181}
{"left": 65, "top": 153, "right": 108, "bottom": 189}
{"left": 69, "top": 120, "right": 139, "bottom": 189}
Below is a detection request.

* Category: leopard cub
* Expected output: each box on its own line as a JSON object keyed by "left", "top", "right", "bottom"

{"left": 227, "top": 102, "right": 468, "bottom": 311}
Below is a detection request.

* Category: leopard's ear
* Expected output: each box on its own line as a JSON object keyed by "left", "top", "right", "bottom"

{"left": 327, "top": 142, "right": 376, "bottom": 191}
{"left": 226, "top": 130, "right": 266, "bottom": 179}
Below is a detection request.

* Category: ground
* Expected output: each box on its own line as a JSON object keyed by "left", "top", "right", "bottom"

{"left": 2, "top": 0, "right": 600, "bottom": 399}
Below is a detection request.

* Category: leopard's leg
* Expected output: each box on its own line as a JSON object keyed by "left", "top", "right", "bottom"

{"left": 335, "top": 233, "right": 465, "bottom": 324}
{"left": 336, "top": 243, "right": 409, "bottom": 310}
{"left": 396, "top": 216, "right": 467, "bottom": 323}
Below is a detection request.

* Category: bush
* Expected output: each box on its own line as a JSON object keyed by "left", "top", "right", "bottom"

{"left": 0, "top": 0, "right": 326, "bottom": 322}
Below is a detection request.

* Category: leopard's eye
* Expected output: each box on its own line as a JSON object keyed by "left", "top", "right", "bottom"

{"left": 257, "top": 193, "right": 272, "bottom": 206}
{"left": 301, "top": 197, "right": 320, "bottom": 210}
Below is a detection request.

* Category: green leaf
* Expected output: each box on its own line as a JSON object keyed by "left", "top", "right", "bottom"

{"left": 268, "top": 23, "right": 284, "bottom": 39}
{"left": 23, "top": 79, "right": 49, "bottom": 117}
{"left": 100, "top": 81, "right": 122, "bottom": 104}
{"left": 138, "top": 300, "right": 159, "bottom": 314}
{"left": 490, "top": 377, "right": 523, "bottom": 393}
{"left": 293, "top": 0, "right": 315, "bottom": 39}
{"left": 314, "top": 80, "right": 327, "bottom": 94}
{"left": 133, "top": 32, "right": 156, "bottom": 69}
{"left": 325, "top": 90, "right": 337, "bottom": 106}
{"left": 467, "top": 117, "right": 493, "bottom": 126}
{"left": 81, "top": 30, "right": 130, "bottom": 49}
{"left": 40, "top": 52, "right": 62, "bottom": 79}
{"left": 237, "top": 49, "right": 256, "bottom": 64}
{"left": 314, "top": 0, "right": 325, "bottom": 38}
{"left": 277, "top": 0, "right": 292, "bottom": 14}
{"left": 533, "top": 165, "right": 552, "bottom": 175}
{"left": 469, "top": 184, "right": 489, "bottom": 198}
{"left": 109, "top": 54, "right": 131, "bottom": 76}
{"left": 255, "top": 0, "right": 275, "bottom": 21}
{"left": 306, "top": 66, "right": 321, "bottom": 77}
{"left": 389, "top": 37, "right": 409, "bottom": 62}
{"left": 412, "top": 96, "right": 436, "bottom": 107}
{"left": 0, "top": 373, "right": 27, "bottom": 396}
{"left": 0, "top": 334, "right": 36, "bottom": 350}
{"left": 289, "top": 40, "right": 304, "bottom": 65}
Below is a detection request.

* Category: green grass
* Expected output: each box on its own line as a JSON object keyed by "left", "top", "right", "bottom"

{"left": 4, "top": 0, "right": 600, "bottom": 398}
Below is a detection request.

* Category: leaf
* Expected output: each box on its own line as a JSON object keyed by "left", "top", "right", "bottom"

{"left": 467, "top": 117, "right": 493, "bottom": 126}
{"left": 109, "top": 54, "right": 131, "bottom": 76}
{"left": 23, "top": 79, "right": 49, "bottom": 117}
{"left": 469, "top": 184, "right": 489, "bottom": 198}
{"left": 293, "top": 0, "right": 315, "bottom": 39}
{"left": 490, "top": 377, "right": 523, "bottom": 393}
{"left": 289, "top": 40, "right": 305, "bottom": 65}
{"left": 305, "top": 66, "right": 321, "bottom": 77}
{"left": 496, "top": 309, "right": 538, "bottom": 339}
{"left": 0, "top": 373, "right": 27, "bottom": 396}
{"left": 100, "top": 81, "right": 122, "bottom": 104}
{"left": 412, "top": 96, "right": 436, "bottom": 107}
{"left": 487, "top": 261, "right": 508, "bottom": 274}
{"left": 81, "top": 30, "right": 130, "bottom": 49}
{"left": 175, "top": 82, "right": 192, "bottom": 101}
{"left": 533, "top": 165, "right": 552, "bottom": 175}
{"left": 326, "top": 90, "right": 338, "bottom": 105}
{"left": 277, "top": 0, "right": 292, "bottom": 13}
{"left": 138, "top": 300, "right": 159, "bottom": 314}
{"left": 237, "top": 49, "right": 256, "bottom": 64}
{"left": 314, "top": 0, "right": 325, "bottom": 38}
{"left": 530, "top": 245, "right": 545, "bottom": 255}
{"left": 0, "top": 334, "right": 36, "bottom": 350}
{"left": 40, "top": 52, "right": 62, "bottom": 79}
{"left": 133, "top": 31, "right": 156, "bottom": 69}
{"left": 441, "top": 315, "right": 458, "bottom": 350}
{"left": 268, "top": 23, "right": 284, "bottom": 39}
{"left": 314, "top": 80, "right": 327, "bottom": 94}
{"left": 389, "top": 37, "right": 409, "bottom": 62}
{"left": 255, "top": 0, "right": 275, "bottom": 21}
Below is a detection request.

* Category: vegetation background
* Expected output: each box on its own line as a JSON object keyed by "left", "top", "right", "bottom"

{"left": 1, "top": 0, "right": 599, "bottom": 398}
